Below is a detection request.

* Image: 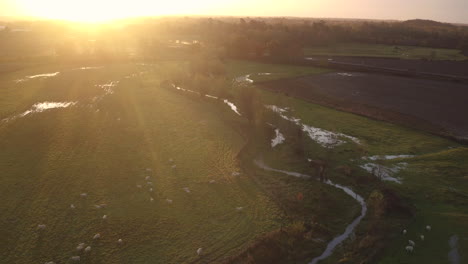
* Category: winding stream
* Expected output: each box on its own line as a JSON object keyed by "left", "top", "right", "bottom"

{"left": 254, "top": 159, "right": 367, "bottom": 264}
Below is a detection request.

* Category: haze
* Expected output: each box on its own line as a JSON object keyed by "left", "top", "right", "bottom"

{"left": 1, "top": 0, "right": 468, "bottom": 23}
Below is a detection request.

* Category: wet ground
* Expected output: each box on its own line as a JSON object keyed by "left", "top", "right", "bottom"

{"left": 261, "top": 72, "right": 468, "bottom": 140}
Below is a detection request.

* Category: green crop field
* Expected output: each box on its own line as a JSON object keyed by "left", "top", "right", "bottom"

{"left": 1, "top": 60, "right": 466, "bottom": 264}
{"left": 304, "top": 43, "right": 467, "bottom": 60}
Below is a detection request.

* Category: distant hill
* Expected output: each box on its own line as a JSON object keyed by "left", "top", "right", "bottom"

{"left": 402, "top": 19, "right": 456, "bottom": 28}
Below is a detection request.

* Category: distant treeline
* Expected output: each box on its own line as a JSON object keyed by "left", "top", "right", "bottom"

{"left": 1, "top": 17, "right": 467, "bottom": 62}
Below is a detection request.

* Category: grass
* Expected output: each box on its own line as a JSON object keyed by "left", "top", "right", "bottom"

{"left": 304, "top": 43, "right": 467, "bottom": 60}
{"left": 0, "top": 63, "right": 283, "bottom": 264}
{"left": 1, "top": 59, "right": 466, "bottom": 264}
{"left": 226, "top": 60, "right": 332, "bottom": 83}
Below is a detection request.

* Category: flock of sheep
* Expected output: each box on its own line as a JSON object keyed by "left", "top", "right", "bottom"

{"left": 403, "top": 225, "right": 432, "bottom": 253}
{"left": 39, "top": 157, "right": 241, "bottom": 263}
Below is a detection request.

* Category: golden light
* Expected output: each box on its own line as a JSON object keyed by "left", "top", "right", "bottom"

{"left": 15, "top": 0, "right": 231, "bottom": 22}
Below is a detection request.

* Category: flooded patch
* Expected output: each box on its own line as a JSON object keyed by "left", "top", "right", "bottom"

{"left": 223, "top": 100, "right": 241, "bottom": 116}
{"left": 254, "top": 159, "right": 367, "bottom": 264}
{"left": 234, "top": 74, "right": 254, "bottom": 84}
{"left": 15, "top": 72, "right": 60, "bottom": 82}
{"left": 448, "top": 235, "right": 460, "bottom": 264}
{"left": 363, "top": 155, "right": 415, "bottom": 161}
{"left": 266, "top": 105, "right": 360, "bottom": 148}
{"left": 92, "top": 81, "right": 119, "bottom": 102}
{"left": 205, "top": 94, "right": 218, "bottom": 99}
{"left": 76, "top": 66, "right": 102, "bottom": 70}
{"left": 360, "top": 163, "right": 406, "bottom": 184}
{"left": 2, "top": 101, "right": 77, "bottom": 122}
{"left": 271, "top": 128, "right": 285, "bottom": 147}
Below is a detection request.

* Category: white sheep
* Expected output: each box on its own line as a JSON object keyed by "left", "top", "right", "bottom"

{"left": 171, "top": 165, "right": 177, "bottom": 169}
{"left": 76, "top": 243, "right": 85, "bottom": 251}
{"left": 136, "top": 184, "right": 142, "bottom": 188}
{"left": 169, "top": 158, "right": 174, "bottom": 163}
{"left": 426, "top": 225, "right": 431, "bottom": 231}
{"left": 70, "top": 256, "right": 80, "bottom": 261}
{"left": 100, "top": 203, "right": 107, "bottom": 208}
{"left": 209, "top": 180, "right": 216, "bottom": 184}
{"left": 84, "top": 246, "right": 91, "bottom": 253}
{"left": 408, "top": 240, "right": 415, "bottom": 247}
{"left": 102, "top": 215, "right": 107, "bottom": 220}
{"left": 37, "top": 224, "right": 46, "bottom": 230}
{"left": 232, "top": 172, "right": 240, "bottom": 176}
{"left": 197, "top": 248, "right": 203, "bottom": 256}
{"left": 93, "top": 233, "right": 101, "bottom": 239}
{"left": 236, "top": 207, "right": 244, "bottom": 211}
{"left": 94, "top": 205, "right": 102, "bottom": 209}
{"left": 145, "top": 176, "right": 150, "bottom": 180}
{"left": 402, "top": 229, "right": 407, "bottom": 235}
{"left": 420, "top": 235, "right": 425, "bottom": 241}
{"left": 70, "top": 204, "right": 75, "bottom": 209}
{"left": 80, "top": 193, "right": 87, "bottom": 198}
{"left": 166, "top": 199, "right": 173, "bottom": 204}
{"left": 149, "top": 188, "right": 153, "bottom": 192}
{"left": 150, "top": 197, "right": 154, "bottom": 202}
{"left": 183, "top": 187, "right": 190, "bottom": 193}
{"left": 405, "top": 245, "right": 413, "bottom": 252}
{"left": 118, "top": 239, "right": 123, "bottom": 244}
{"left": 147, "top": 182, "right": 153, "bottom": 186}
{"left": 146, "top": 168, "right": 152, "bottom": 172}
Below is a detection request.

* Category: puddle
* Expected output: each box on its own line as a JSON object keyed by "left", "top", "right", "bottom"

{"left": 234, "top": 74, "right": 254, "bottom": 84}
{"left": 271, "top": 128, "right": 285, "bottom": 147}
{"left": 223, "top": 100, "right": 241, "bottom": 116}
{"left": 360, "top": 163, "right": 406, "bottom": 184}
{"left": 266, "top": 105, "right": 360, "bottom": 148}
{"left": 205, "top": 94, "right": 218, "bottom": 99}
{"left": 3, "top": 101, "right": 77, "bottom": 122}
{"left": 254, "top": 159, "right": 367, "bottom": 264}
{"left": 449, "top": 235, "right": 460, "bottom": 264}
{"left": 15, "top": 72, "right": 60, "bottom": 82}
{"left": 76, "top": 66, "right": 102, "bottom": 70}
{"left": 363, "top": 155, "right": 415, "bottom": 161}
{"left": 92, "top": 81, "right": 119, "bottom": 102}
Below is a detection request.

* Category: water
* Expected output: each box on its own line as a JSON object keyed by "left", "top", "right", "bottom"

{"left": 359, "top": 163, "right": 406, "bottom": 184}
{"left": 15, "top": 72, "right": 60, "bottom": 82}
{"left": 254, "top": 159, "right": 367, "bottom": 264}
{"left": 271, "top": 128, "right": 285, "bottom": 147}
{"left": 223, "top": 100, "right": 241, "bottom": 116}
{"left": 362, "top": 155, "right": 415, "bottom": 161}
{"left": 2, "top": 101, "right": 77, "bottom": 122}
{"left": 266, "top": 105, "right": 360, "bottom": 148}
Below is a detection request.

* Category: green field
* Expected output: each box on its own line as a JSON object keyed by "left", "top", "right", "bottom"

{"left": 304, "top": 43, "right": 467, "bottom": 60}
{"left": 1, "top": 60, "right": 467, "bottom": 264}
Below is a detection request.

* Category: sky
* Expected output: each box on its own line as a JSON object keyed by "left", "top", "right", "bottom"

{"left": 1, "top": 0, "right": 467, "bottom": 24}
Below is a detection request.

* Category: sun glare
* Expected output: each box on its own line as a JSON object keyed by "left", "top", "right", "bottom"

{"left": 15, "top": 0, "right": 227, "bottom": 22}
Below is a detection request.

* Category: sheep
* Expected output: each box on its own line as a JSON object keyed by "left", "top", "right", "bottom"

{"left": 236, "top": 207, "right": 244, "bottom": 211}
{"left": 402, "top": 229, "right": 407, "bottom": 235}
{"left": 102, "top": 215, "right": 107, "bottom": 220}
{"left": 37, "top": 224, "right": 46, "bottom": 230}
{"left": 94, "top": 205, "right": 102, "bottom": 209}
{"left": 146, "top": 168, "right": 152, "bottom": 172}
{"left": 426, "top": 225, "right": 431, "bottom": 231}
{"left": 209, "top": 180, "right": 216, "bottom": 184}
{"left": 80, "top": 193, "right": 87, "bottom": 198}
{"left": 166, "top": 199, "right": 173, "bottom": 204}
{"left": 169, "top": 158, "right": 174, "bottom": 163}
{"left": 93, "top": 233, "right": 101, "bottom": 239}
{"left": 99, "top": 203, "right": 107, "bottom": 208}
{"left": 197, "top": 248, "right": 203, "bottom": 256}
{"left": 420, "top": 235, "right": 425, "bottom": 241}
{"left": 405, "top": 245, "right": 414, "bottom": 252}
{"left": 118, "top": 239, "right": 123, "bottom": 244}
{"left": 70, "top": 204, "right": 76, "bottom": 209}
{"left": 147, "top": 182, "right": 153, "bottom": 186}
{"left": 136, "top": 184, "right": 142, "bottom": 188}
{"left": 232, "top": 172, "right": 240, "bottom": 176}
{"left": 171, "top": 165, "right": 177, "bottom": 169}
{"left": 84, "top": 246, "right": 91, "bottom": 253}
{"left": 145, "top": 176, "right": 150, "bottom": 180}
{"left": 408, "top": 240, "right": 415, "bottom": 247}
{"left": 70, "top": 256, "right": 80, "bottom": 261}
{"left": 150, "top": 197, "right": 154, "bottom": 202}
{"left": 183, "top": 187, "right": 190, "bottom": 193}
{"left": 76, "top": 243, "right": 85, "bottom": 251}
{"left": 149, "top": 188, "right": 153, "bottom": 192}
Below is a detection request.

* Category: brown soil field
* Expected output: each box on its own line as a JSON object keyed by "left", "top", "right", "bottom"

{"left": 260, "top": 72, "right": 468, "bottom": 141}
{"left": 314, "top": 56, "right": 468, "bottom": 78}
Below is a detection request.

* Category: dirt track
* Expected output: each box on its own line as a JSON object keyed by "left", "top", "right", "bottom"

{"left": 260, "top": 72, "right": 468, "bottom": 140}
